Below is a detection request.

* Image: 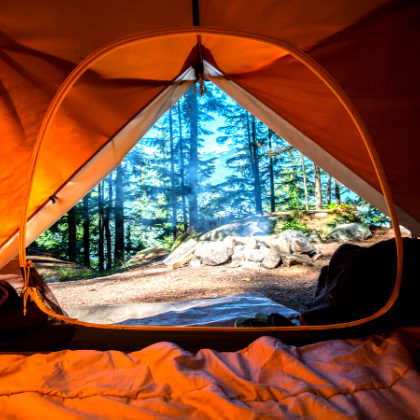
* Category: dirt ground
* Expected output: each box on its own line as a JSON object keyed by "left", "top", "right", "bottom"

{"left": 48, "top": 227, "right": 407, "bottom": 314}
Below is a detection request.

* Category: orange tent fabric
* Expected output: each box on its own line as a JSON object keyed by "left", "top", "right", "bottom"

{"left": 1, "top": 328, "right": 419, "bottom": 419}
{"left": 1, "top": 0, "right": 419, "bottom": 269}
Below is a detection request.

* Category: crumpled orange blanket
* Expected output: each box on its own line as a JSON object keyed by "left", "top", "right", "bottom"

{"left": 1, "top": 328, "right": 419, "bottom": 419}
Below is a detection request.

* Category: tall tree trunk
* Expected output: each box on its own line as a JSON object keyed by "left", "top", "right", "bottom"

{"left": 335, "top": 179, "right": 341, "bottom": 205}
{"left": 114, "top": 165, "right": 125, "bottom": 265}
{"left": 268, "top": 129, "right": 275, "bottom": 213}
{"left": 169, "top": 108, "right": 177, "bottom": 240}
{"left": 301, "top": 155, "right": 309, "bottom": 211}
{"left": 327, "top": 175, "right": 332, "bottom": 205}
{"left": 126, "top": 224, "right": 132, "bottom": 255}
{"left": 82, "top": 193, "right": 90, "bottom": 267}
{"left": 187, "top": 90, "right": 199, "bottom": 229}
{"left": 98, "top": 181, "right": 104, "bottom": 271}
{"left": 68, "top": 206, "right": 76, "bottom": 262}
{"left": 177, "top": 102, "right": 188, "bottom": 230}
{"left": 105, "top": 174, "right": 113, "bottom": 269}
{"left": 314, "top": 164, "right": 322, "bottom": 210}
{"left": 246, "top": 113, "right": 262, "bottom": 214}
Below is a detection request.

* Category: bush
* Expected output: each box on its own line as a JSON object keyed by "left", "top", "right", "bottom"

{"left": 281, "top": 219, "right": 308, "bottom": 233}
{"left": 326, "top": 203, "right": 360, "bottom": 218}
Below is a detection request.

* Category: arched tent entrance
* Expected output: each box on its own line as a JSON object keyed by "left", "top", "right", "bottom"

{"left": 0, "top": 27, "right": 404, "bottom": 334}
{"left": 0, "top": 0, "right": 419, "bottom": 349}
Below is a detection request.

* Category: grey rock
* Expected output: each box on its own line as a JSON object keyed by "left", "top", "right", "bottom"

{"left": 306, "top": 231, "right": 323, "bottom": 243}
{"left": 233, "top": 244, "right": 245, "bottom": 252}
{"left": 291, "top": 239, "right": 312, "bottom": 254}
{"left": 45, "top": 277, "right": 60, "bottom": 283}
{"left": 259, "top": 244, "right": 271, "bottom": 257}
{"left": 261, "top": 250, "right": 282, "bottom": 269}
{"left": 245, "top": 237, "right": 258, "bottom": 250}
{"left": 278, "top": 229, "right": 316, "bottom": 254}
{"left": 279, "top": 253, "right": 315, "bottom": 267}
{"left": 198, "top": 216, "right": 275, "bottom": 241}
{"left": 189, "top": 257, "right": 202, "bottom": 267}
{"left": 194, "top": 241, "right": 233, "bottom": 266}
{"left": 264, "top": 237, "right": 291, "bottom": 254}
{"left": 223, "top": 236, "right": 236, "bottom": 250}
{"left": 245, "top": 249, "right": 265, "bottom": 262}
{"left": 325, "top": 223, "right": 372, "bottom": 241}
{"left": 232, "top": 248, "right": 246, "bottom": 262}
{"left": 314, "top": 212, "right": 328, "bottom": 218}
{"left": 242, "top": 225, "right": 264, "bottom": 236}
{"left": 242, "top": 259, "right": 262, "bottom": 270}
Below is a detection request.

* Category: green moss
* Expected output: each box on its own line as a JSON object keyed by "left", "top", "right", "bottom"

{"left": 320, "top": 212, "right": 358, "bottom": 234}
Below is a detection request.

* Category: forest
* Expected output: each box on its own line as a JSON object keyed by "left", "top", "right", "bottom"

{"left": 34, "top": 83, "right": 388, "bottom": 271}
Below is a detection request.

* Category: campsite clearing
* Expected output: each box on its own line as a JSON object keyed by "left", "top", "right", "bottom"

{"left": 45, "top": 227, "right": 406, "bottom": 314}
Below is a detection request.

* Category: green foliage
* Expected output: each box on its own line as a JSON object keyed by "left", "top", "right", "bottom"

{"left": 58, "top": 268, "right": 95, "bottom": 281}
{"left": 326, "top": 203, "right": 360, "bottom": 219}
{"left": 281, "top": 219, "right": 309, "bottom": 233}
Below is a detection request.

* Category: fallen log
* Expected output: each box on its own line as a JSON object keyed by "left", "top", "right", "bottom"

{"left": 163, "top": 239, "right": 197, "bottom": 266}
{"left": 171, "top": 251, "right": 195, "bottom": 269}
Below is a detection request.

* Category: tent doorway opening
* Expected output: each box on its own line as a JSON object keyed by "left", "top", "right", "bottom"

{"left": 29, "top": 82, "right": 401, "bottom": 327}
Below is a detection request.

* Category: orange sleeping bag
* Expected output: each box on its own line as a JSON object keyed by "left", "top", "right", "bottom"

{"left": 0, "top": 327, "right": 419, "bottom": 419}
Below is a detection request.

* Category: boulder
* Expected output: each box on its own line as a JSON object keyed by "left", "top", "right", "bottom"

{"left": 242, "top": 259, "right": 262, "bottom": 270}
{"left": 259, "top": 244, "right": 271, "bottom": 256}
{"left": 233, "top": 244, "right": 245, "bottom": 252}
{"left": 245, "top": 249, "right": 265, "bottom": 262}
{"left": 223, "top": 236, "right": 236, "bottom": 250}
{"left": 45, "top": 277, "right": 60, "bottom": 283}
{"left": 231, "top": 246, "right": 246, "bottom": 263}
{"left": 261, "top": 250, "right": 282, "bottom": 269}
{"left": 245, "top": 237, "right": 258, "bottom": 250}
{"left": 278, "top": 229, "right": 316, "bottom": 254}
{"left": 198, "top": 216, "right": 275, "bottom": 241}
{"left": 189, "top": 257, "right": 201, "bottom": 267}
{"left": 291, "top": 239, "right": 312, "bottom": 254}
{"left": 242, "top": 224, "right": 264, "bottom": 236}
{"left": 314, "top": 212, "right": 329, "bottom": 218}
{"left": 325, "top": 223, "right": 372, "bottom": 241}
{"left": 264, "top": 237, "right": 291, "bottom": 254}
{"left": 306, "top": 231, "right": 323, "bottom": 243}
{"left": 279, "top": 253, "right": 315, "bottom": 268}
{"left": 194, "top": 241, "right": 233, "bottom": 266}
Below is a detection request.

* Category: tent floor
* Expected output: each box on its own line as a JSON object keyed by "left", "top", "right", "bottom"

{"left": 66, "top": 292, "right": 300, "bottom": 327}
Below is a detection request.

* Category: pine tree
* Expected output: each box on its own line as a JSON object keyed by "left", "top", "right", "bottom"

{"left": 335, "top": 179, "right": 341, "bottom": 205}
{"left": 301, "top": 154, "right": 309, "bottom": 211}
{"left": 176, "top": 101, "right": 188, "bottom": 229}
{"left": 185, "top": 88, "right": 199, "bottom": 228}
{"left": 83, "top": 193, "right": 90, "bottom": 267}
{"left": 168, "top": 108, "right": 177, "bottom": 239}
{"left": 105, "top": 174, "right": 113, "bottom": 269}
{"left": 114, "top": 164, "right": 125, "bottom": 265}
{"left": 98, "top": 181, "right": 105, "bottom": 271}
{"left": 314, "top": 164, "right": 322, "bottom": 210}
{"left": 327, "top": 175, "right": 332, "bottom": 205}
{"left": 68, "top": 206, "right": 77, "bottom": 262}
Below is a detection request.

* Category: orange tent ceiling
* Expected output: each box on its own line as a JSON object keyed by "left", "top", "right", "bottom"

{"left": 1, "top": 0, "right": 419, "bottom": 268}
